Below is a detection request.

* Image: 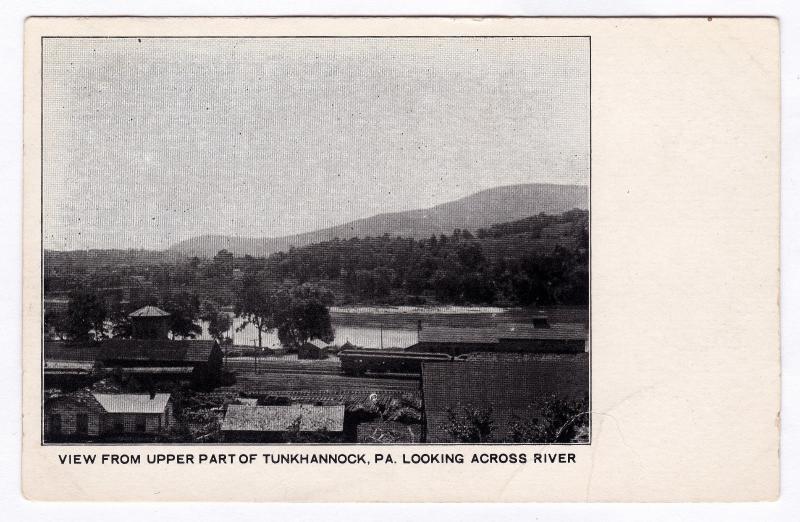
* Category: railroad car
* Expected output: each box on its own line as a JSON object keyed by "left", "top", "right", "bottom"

{"left": 339, "top": 350, "right": 452, "bottom": 376}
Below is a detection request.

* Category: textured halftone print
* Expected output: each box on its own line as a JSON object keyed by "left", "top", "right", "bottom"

{"left": 42, "top": 37, "right": 589, "bottom": 251}
{"left": 422, "top": 355, "right": 590, "bottom": 443}
{"left": 41, "top": 35, "right": 590, "bottom": 447}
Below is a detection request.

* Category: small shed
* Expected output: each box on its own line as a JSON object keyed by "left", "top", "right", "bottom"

{"left": 92, "top": 393, "right": 174, "bottom": 436}
{"left": 44, "top": 391, "right": 104, "bottom": 440}
{"left": 128, "top": 305, "right": 171, "bottom": 340}
{"left": 43, "top": 391, "right": 174, "bottom": 441}
{"left": 298, "top": 340, "right": 328, "bottom": 360}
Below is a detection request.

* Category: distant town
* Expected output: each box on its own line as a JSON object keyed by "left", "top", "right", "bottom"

{"left": 43, "top": 207, "right": 590, "bottom": 444}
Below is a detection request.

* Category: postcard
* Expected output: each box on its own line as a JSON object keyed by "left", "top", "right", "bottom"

{"left": 22, "top": 16, "right": 779, "bottom": 501}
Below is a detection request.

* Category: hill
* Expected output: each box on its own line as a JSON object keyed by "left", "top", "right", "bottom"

{"left": 43, "top": 209, "right": 589, "bottom": 308}
{"left": 168, "top": 183, "right": 588, "bottom": 257}
{"left": 238, "top": 208, "right": 589, "bottom": 307}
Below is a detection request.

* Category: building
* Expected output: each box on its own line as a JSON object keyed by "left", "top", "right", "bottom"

{"left": 43, "top": 303, "right": 223, "bottom": 388}
{"left": 496, "top": 323, "right": 587, "bottom": 353}
{"left": 92, "top": 393, "right": 174, "bottom": 436}
{"left": 128, "top": 305, "right": 171, "bottom": 339}
{"left": 98, "top": 338, "right": 220, "bottom": 367}
{"left": 42, "top": 360, "right": 96, "bottom": 389}
{"left": 44, "top": 338, "right": 223, "bottom": 386}
{"left": 220, "top": 404, "right": 345, "bottom": 442}
{"left": 298, "top": 339, "right": 328, "bottom": 360}
{"left": 405, "top": 327, "right": 499, "bottom": 356}
{"left": 421, "top": 353, "right": 589, "bottom": 443}
{"left": 43, "top": 391, "right": 104, "bottom": 439}
{"left": 406, "top": 322, "right": 588, "bottom": 356}
{"left": 44, "top": 392, "right": 174, "bottom": 441}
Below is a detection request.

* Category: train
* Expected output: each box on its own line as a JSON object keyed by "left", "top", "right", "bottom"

{"left": 338, "top": 349, "right": 453, "bottom": 376}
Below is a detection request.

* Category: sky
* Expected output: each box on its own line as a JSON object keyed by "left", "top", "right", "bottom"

{"left": 42, "top": 37, "right": 589, "bottom": 250}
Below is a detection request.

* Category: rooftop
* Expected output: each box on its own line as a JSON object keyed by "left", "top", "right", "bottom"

{"left": 416, "top": 323, "right": 588, "bottom": 344}
{"left": 418, "top": 327, "right": 499, "bottom": 345}
{"left": 91, "top": 393, "right": 171, "bottom": 414}
{"left": 221, "top": 404, "right": 345, "bottom": 432}
{"left": 497, "top": 323, "right": 588, "bottom": 341}
{"left": 100, "top": 339, "right": 217, "bottom": 363}
{"left": 421, "top": 355, "right": 589, "bottom": 443}
{"left": 44, "top": 339, "right": 218, "bottom": 364}
{"left": 128, "top": 306, "right": 171, "bottom": 318}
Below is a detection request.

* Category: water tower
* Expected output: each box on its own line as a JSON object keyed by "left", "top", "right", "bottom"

{"left": 128, "top": 306, "right": 171, "bottom": 339}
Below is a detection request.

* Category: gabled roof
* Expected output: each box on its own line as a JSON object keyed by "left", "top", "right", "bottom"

{"left": 43, "top": 360, "right": 95, "bottom": 371}
{"left": 128, "top": 306, "right": 170, "bottom": 318}
{"left": 91, "top": 393, "right": 171, "bottom": 414}
{"left": 418, "top": 327, "right": 499, "bottom": 344}
{"left": 99, "top": 339, "right": 217, "bottom": 363}
{"left": 44, "top": 339, "right": 218, "bottom": 364}
{"left": 416, "top": 324, "right": 588, "bottom": 345}
{"left": 44, "top": 341, "right": 102, "bottom": 362}
{"left": 307, "top": 339, "right": 327, "bottom": 349}
{"left": 497, "top": 323, "right": 588, "bottom": 341}
{"left": 221, "top": 404, "right": 345, "bottom": 432}
{"left": 421, "top": 355, "right": 589, "bottom": 443}
{"left": 119, "top": 366, "right": 195, "bottom": 374}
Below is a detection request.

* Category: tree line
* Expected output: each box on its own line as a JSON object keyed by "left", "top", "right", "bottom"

{"left": 44, "top": 209, "right": 588, "bottom": 341}
{"left": 244, "top": 208, "right": 588, "bottom": 306}
{"left": 45, "top": 280, "right": 335, "bottom": 351}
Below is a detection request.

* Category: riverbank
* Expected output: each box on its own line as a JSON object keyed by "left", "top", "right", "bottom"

{"left": 203, "top": 305, "right": 589, "bottom": 350}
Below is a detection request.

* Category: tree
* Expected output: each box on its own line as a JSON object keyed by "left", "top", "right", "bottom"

{"left": 209, "top": 312, "right": 232, "bottom": 343}
{"left": 64, "top": 288, "right": 107, "bottom": 341}
{"left": 509, "top": 395, "right": 589, "bottom": 443}
{"left": 43, "top": 307, "right": 69, "bottom": 340}
{"left": 109, "top": 304, "right": 133, "bottom": 339}
{"left": 461, "top": 272, "right": 496, "bottom": 304}
{"left": 456, "top": 242, "right": 485, "bottom": 271}
{"left": 199, "top": 299, "right": 233, "bottom": 343}
{"left": 162, "top": 291, "right": 202, "bottom": 339}
{"left": 234, "top": 276, "right": 277, "bottom": 348}
{"left": 274, "top": 284, "right": 335, "bottom": 348}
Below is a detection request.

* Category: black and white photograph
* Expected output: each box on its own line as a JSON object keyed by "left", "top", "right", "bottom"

{"left": 40, "top": 36, "right": 590, "bottom": 445}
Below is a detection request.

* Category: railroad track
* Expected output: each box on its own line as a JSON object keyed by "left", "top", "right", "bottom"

{"left": 221, "top": 370, "right": 420, "bottom": 402}
{"left": 224, "top": 359, "right": 422, "bottom": 380}
{"left": 219, "top": 356, "right": 423, "bottom": 406}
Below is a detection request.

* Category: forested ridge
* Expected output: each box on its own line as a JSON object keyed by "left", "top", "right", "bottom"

{"left": 44, "top": 209, "right": 589, "bottom": 308}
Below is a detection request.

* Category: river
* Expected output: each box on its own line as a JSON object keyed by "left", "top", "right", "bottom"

{"left": 199, "top": 305, "right": 589, "bottom": 350}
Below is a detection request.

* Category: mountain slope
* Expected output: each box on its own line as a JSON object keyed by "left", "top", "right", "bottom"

{"left": 169, "top": 183, "right": 588, "bottom": 257}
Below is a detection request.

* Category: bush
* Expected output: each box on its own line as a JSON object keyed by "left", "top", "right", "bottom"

{"left": 444, "top": 405, "right": 495, "bottom": 443}
{"left": 388, "top": 407, "right": 422, "bottom": 424}
{"left": 508, "top": 395, "right": 589, "bottom": 443}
